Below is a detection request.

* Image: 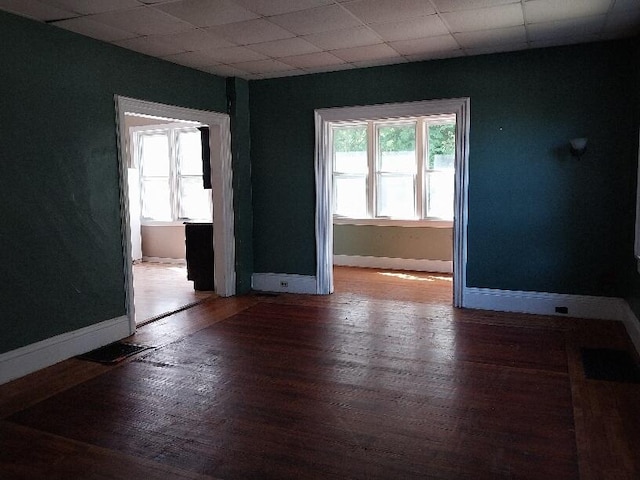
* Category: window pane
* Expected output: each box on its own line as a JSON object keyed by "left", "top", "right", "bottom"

{"left": 427, "top": 123, "right": 456, "bottom": 169}
{"left": 141, "top": 178, "right": 171, "bottom": 221}
{"left": 378, "top": 124, "right": 416, "bottom": 173}
{"left": 334, "top": 176, "right": 367, "bottom": 218}
{"left": 377, "top": 174, "right": 415, "bottom": 218}
{"left": 179, "top": 176, "right": 212, "bottom": 220}
{"left": 426, "top": 171, "right": 454, "bottom": 219}
{"left": 140, "top": 134, "right": 170, "bottom": 177}
{"left": 177, "top": 130, "right": 203, "bottom": 176}
{"left": 333, "top": 125, "right": 367, "bottom": 174}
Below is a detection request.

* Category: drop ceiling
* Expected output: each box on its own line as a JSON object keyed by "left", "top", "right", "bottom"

{"left": 1, "top": 0, "right": 639, "bottom": 80}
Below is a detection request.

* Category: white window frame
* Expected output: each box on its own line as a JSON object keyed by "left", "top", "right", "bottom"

{"left": 315, "top": 98, "right": 470, "bottom": 305}
{"left": 331, "top": 114, "right": 456, "bottom": 226}
{"left": 131, "top": 123, "right": 212, "bottom": 226}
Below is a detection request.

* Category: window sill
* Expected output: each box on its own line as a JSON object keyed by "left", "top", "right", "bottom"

{"left": 333, "top": 217, "right": 453, "bottom": 228}
{"left": 141, "top": 220, "right": 212, "bottom": 227}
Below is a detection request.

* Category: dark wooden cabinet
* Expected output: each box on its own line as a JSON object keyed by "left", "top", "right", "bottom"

{"left": 184, "top": 222, "right": 214, "bottom": 291}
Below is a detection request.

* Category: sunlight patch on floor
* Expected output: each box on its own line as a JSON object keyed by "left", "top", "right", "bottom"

{"left": 378, "top": 271, "right": 453, "bottom": 282}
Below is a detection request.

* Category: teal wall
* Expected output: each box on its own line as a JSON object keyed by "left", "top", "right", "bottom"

{"left": 334, "top": 225, "right": 452, "bottom": 261}
{"left": 625, "top": 36, "right": 640, "bottom": 321}
{"left": 227, "top": 77, "right": 253, "bottom": 293}
{"left": 250, "top": 40, "right": 638, "bottom": 297}
{"left": 0, "top": 11, "right": 236, "bottom": 354}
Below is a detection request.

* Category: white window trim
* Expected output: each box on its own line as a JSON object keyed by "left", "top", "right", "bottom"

{"left": 315, "top": 98, "right": 470, "bottom": 306}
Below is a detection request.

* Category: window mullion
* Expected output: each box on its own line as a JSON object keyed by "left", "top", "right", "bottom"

{"left": 168, "top": 129, "right": 180, "bottom": 221}
{"left": 416, "top": 119, "right": 425, "bottom": 219}
{"left": 367, "top": 121, "right": 375, "bottom": 218}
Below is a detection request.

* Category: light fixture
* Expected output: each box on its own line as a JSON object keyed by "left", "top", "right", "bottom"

{"left": 569, "top": 137, "right": 588, "bottom": 158}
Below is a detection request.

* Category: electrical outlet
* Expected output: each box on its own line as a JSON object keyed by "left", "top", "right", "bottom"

{"left": 280, "top": 281, "right": 288, "bottom": 288}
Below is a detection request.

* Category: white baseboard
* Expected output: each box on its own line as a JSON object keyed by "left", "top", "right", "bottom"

{"left": 333, "top": 255, "right": 453, "bottom": 273}
{"left": 463, "top": 287, "right": 628, "bottom": 322}
{"left": 142, "top": 256, "right": 186, "bottom": 265}
{"left": 622, "top": 304, "right": 640, "bottom": 355}
{"left": 252, "top": 273, "right": 318, "bottom": 294}
{"left": 0, "top": 315, "right": 131, "bottom": 385}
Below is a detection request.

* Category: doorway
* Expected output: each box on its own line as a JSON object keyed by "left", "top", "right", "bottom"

{"left": 115, "top": 96, "right": 236, "bottom": 333}
{"left": 125, "top": 114, "right": 213, "bottom": 324}
{"left": 313, "top": 98, "right": 470, "bottom": 306}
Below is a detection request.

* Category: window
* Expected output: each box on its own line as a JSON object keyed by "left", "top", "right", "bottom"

{"left": 332, "top": 114, "right": 456, "bottom": 224}
{"left": 133, "top": 125, "right": 211, "bottom": 223}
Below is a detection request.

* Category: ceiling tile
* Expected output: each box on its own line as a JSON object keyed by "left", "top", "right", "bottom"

{"left": 432, "top": 0, "right": 520, "bottom": 13}
{"left": 331, "top": 43, "right": 401, "bottom": 62}
{"left": 370, "top": 15, "right": 450, "bottom": 42}
{"left": 464, "top": 41, "right": 528, "bottom": 56}
{"left": 268, "top": 4, "right": 362, "bottom": 35}
{"left": 352, "top": 57, "right": 407, "bottom": 68}
{"left": 280, "top": 51, "right": 346, "bottom": 68}
{"left": 255, "top": 69, "right": 307, "bottom": 79}
{"left": 527, "top": 15, "right": 606, "bottom": 41}
{"left": 454, "top": 25, "right": 526, "bottom": 48}
{"left": 524, "top": 0, "right": 612, "bottom": 24}
{"left": 442, "top": 3, "right": 524, "bottom": 32}
{"left": 48, "top": 0, "right": 142, "bottom": 15}
{"left": 303, "top": 26, "right": 381, "bottom": 50}
{"left": 89, "top": 6, "right": 194, "bottom": 35}
{"left": 204, "top": 45, "right": 267, "bottom": 63}
{"left": 530, "top": 34, "right": 600, "bottom": 48}
{"left": 161, "top": 50, "right": 222, "bottom": 68}
{"left": 302, "top": 63, "right": 356, "bottom": 74}
{"left": 405, "top": 49, "right": 464, "bottom": 62}
{"left": 209, "top": 18, "right": 295, "bottom": 45}
{"left": 341, "top": 0, "right": 436, "bottom": 24}
{"left": 114, "top": 34, "right": 188, "bottom": 56}
{"left": 389, "top": 34, "right": 460, "bottom": 55}
{"left": 199, "top": 64, "right": 248, "bottom": 77}
{"left": 229, "top": 58, "right": 294, "bottom": 74}
{"left": 163, "top": 28, "right": 236, "bottom": 51}
{"left": 51, "top": 16, "right": 137, "bottom": 41}
{"left": 0, "top": 0, "right": 78, "bottom": 21}
{"left": 247, "top": 37, "right": 321, "bottom": 57}
{"left": 153, "top": 0, "right": 260, "bottom": 27}
{"left": 232, "top": 0, "right": 334, "bottom": 16}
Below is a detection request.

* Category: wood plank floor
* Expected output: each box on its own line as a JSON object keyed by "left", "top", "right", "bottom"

{"left": 1, "top": 267, "right": 639, "bottom": 479}
{"left": 133, "top": 262, "right": 214, "bottom": 325}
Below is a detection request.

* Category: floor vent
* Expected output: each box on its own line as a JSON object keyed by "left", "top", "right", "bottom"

{"left": 77, "top": 342, "right": 151, "bottom": 364}
{"left": 581, "top": 348, "right": 640, "bottom": 383}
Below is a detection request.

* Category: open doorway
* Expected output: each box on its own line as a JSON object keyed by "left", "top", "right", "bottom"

{"left": 115, "top": 96, "right": 236, "bottom": 332}
{"left": 124, "top": 114, "right": 214, "bottom": 325}
{"left": 314, "top": 98, "right": 469, "bottom": 305}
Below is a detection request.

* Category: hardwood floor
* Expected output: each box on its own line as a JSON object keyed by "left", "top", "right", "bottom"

{"left": 133, "top": 262, "right": 214, "bottom": 325}
{"left": 1, "top": 267, "right": 639, "bottom": 479}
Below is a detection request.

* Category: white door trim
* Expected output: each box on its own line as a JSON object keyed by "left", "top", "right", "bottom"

{"left": 115, "top": 96, "right": 236, "bottom": 332}
{"left": 314, "top": 97, "right": 470, "bottom": 305}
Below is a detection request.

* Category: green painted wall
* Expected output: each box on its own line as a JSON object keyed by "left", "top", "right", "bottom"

{"left": 250, "top": 40, "right": 638, "bottom": 297}
{"left": 625, "top": 36, "right": 640, "bottom": 321}
{"left": 227, "top": 77, "right": 253, "bottom": 293}
{"left": 334, "top": 225, "right": 452, "bottom": 260}
{"left": 0, "top": 11, "right": 233, "bottom": 354}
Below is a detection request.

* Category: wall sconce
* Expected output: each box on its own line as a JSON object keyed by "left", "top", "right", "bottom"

{"left": 569, "top": 137, "right": 588, "bottom": 159}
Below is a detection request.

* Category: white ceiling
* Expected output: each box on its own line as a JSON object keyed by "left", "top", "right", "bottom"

{"left": 1, "top": 0, "right": 639, "bottom": 80}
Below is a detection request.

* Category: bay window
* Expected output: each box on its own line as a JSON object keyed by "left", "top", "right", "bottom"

{"left": 332, "top": 114, "right": 455, "bottom": 224}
